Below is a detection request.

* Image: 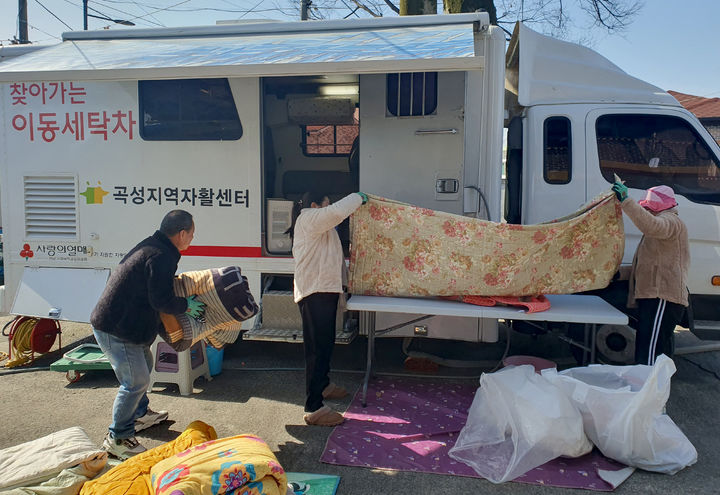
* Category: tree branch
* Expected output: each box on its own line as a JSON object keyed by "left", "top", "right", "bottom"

{"left": 350, "top": 0, "right": 382, "bottom": 16}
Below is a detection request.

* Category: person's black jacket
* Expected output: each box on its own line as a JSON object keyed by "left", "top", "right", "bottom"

{"left": 90, "top": 231, "right": 188, "bottom": 345}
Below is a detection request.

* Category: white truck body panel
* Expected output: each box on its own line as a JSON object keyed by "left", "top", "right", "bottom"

{"left": 0, "top": 13, "right": 717, "bottom": 341}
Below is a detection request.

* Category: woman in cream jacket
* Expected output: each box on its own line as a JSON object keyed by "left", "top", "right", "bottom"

{"left": 289, "top": 190, "right": 367, "bottom": 426}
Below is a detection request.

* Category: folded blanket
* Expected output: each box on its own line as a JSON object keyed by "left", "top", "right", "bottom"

{"left": 159, "top": 266, "right": 259, "bottom": 352}
{"left": 150, "top": 434, "right": 287, "bottom": 495}
{"left": 79, "top": 421, "right": 217, "bottom": 495}
{"left": 453, "top": 295, "right": 552, "bottom": 313}
{"left": 349, "top": 192, "right": 623, "bottom": 297}
{"left": 0, "top": 459, "right": 107, "bottom": 495}
{"left": 0, "top": 427, "right": 106, "bottom": 492}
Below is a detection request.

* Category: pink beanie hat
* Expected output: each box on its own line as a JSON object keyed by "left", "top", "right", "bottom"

{"left": 638, "top": 185, "right": 677, "bottom": 213}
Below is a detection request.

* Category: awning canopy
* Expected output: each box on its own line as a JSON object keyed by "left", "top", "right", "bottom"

{"left": 0, "top": 14, "right": 488, "bottom": 82}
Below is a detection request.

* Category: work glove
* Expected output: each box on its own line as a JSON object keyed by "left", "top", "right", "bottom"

{"left": 185, "top": 295, "right": 206, "bottom": 321}
{"left": 612, "top": 182, "right": 628, "bottom": 202}
{"left": 357, "top": 192, "right": 368, "bottom": 204}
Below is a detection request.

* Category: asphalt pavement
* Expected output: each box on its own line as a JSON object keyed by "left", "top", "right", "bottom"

{"left": 1, "top": 316, "right": 719, "bottom": 494}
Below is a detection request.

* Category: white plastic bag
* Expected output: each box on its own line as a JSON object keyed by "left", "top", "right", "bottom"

{"left": 449, "top": 365, "right": 593, "bottom": 483}
{"left": 543, "top": 354, "right": 697, "bottom": 474}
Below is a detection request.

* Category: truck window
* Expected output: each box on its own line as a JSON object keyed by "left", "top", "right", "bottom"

{"left": 386, "top": 72, "right": 438, "bottom": 117}
{"left": 139, "top": 79, "right": 242, "bottom": 141}
{"left": 543, "top": 116, "right": 572, "bottom": 184}
{"left": 302, "top": 108, "right": 359, "bottom": 156}
{"left": 596, "top": 114, "right": 720, "bottom": 205}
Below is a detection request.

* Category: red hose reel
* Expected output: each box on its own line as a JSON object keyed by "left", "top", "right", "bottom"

{"left": 4, "top": 316, "right": 62, "bottom": 365}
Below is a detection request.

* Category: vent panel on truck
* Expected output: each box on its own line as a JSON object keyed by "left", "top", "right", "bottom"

{"left": 23, "top": 176, "right": 78, "bottom": 239}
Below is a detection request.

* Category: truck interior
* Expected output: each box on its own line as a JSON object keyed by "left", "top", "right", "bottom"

{"left": 261, "top": 75, "right": 360, "bottom": 258}
{"left": 249, "top": 75, "right": 361, "bottom": 342}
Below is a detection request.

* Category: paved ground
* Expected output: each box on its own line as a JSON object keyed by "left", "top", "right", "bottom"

{"left": 1, "top": 315, "right": 719, "bottom": 494}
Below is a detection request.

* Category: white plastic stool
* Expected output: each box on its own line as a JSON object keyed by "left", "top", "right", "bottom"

{"left": 148, "top": 336, "right": 211, "bottom": 396}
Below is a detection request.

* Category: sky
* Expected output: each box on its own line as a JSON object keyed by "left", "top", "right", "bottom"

{"left": 1, "top": 0, "right": 719, "bottom": 98}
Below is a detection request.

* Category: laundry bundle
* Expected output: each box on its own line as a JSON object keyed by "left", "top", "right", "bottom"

{"left": 159, "top": 266, "right": 258, "bottom": 351}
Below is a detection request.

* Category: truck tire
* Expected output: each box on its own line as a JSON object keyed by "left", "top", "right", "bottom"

{"left": 567, "top": 323, "right": 636, "bottom": 365}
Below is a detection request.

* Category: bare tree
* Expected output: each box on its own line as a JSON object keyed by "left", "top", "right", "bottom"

{"left": 291, "top": 0, "right": 643, "bottom": 38}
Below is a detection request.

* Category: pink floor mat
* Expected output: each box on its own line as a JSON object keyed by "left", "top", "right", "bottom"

{"left": 320, "top": 377, "right": 633, "bottom": 491}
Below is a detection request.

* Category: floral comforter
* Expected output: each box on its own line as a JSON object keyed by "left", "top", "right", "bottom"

{"left": 349, "top": 192, "right": 624, "bottom": 297}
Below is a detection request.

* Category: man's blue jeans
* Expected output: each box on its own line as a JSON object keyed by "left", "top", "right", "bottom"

{"left": 93, "top": 329, "right": 152, "bottom": 439}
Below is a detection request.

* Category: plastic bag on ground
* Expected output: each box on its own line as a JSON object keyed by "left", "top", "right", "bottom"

{"left": 542, "top": 354, "right": 697, "bottom": 474}
{"left": 448, "top": 365, "right": 593, "bottom": 483}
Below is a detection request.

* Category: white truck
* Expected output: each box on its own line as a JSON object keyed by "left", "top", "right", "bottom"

{"left": 1, "top": 13, "right": 718, "bottom": 361}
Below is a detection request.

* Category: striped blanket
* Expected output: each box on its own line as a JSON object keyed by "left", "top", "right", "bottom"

{"left": 349, "top": 191, "right": 624, "bottom": 297}
{"left": 159, "top": 266, "right": 258, "bottom": 351}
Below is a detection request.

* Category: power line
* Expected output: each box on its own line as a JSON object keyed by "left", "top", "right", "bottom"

{"left": 28, "top": 23, "right": 62, "bottom": 40}
{"left": 126, "top": 1, "right": 166, "bottom": 27}
{"left": 34, "top": 0, "right": 74, "bottom": 30}
{"left": 92, "top": 0, "right": 166, "bottom": 27}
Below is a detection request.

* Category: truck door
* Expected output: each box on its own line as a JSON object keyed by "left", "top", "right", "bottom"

{"left": 522, "top": 106, "right": 587, "bottom": 224}
{"left": 584, "top": 108, "right": 720, "bottom": 315}
{"left": 358, "top": 71, "right": 465, "bottom": 214}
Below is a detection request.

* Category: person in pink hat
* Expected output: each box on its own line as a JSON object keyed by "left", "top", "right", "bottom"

{"left": 612, "top": 181, "right": 690, "bottom": 365}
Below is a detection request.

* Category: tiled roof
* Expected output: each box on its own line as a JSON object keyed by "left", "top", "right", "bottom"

{"left": 668, "top": 90, "right": 720, "bottom": 119}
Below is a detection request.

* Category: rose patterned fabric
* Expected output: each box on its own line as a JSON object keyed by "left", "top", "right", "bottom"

{"left": 349, "top": 192, "right": 624, "bottom": 297}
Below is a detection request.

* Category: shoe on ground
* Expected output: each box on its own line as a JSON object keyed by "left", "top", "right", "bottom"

{"left": 304, "top": 406, "right": 344, "bottom": 426}
{"left": 102, "top": 433, "right": 147, "bottom": 460}
{"left": 135, "top": 408, "right": 169, "bottom": 432}
{"left": 322, "top": 383, "right": 348, "bottom": 400}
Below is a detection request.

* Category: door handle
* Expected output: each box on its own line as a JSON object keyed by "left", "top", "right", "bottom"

{"left": 415, "top": 128, "right": 458, "bottom": 135}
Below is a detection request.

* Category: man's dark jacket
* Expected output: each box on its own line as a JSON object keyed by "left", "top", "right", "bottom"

{"left": 90, "top": 231, "right": 188, "bottom": 345}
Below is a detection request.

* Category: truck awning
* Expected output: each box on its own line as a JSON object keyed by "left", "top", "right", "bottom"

{"left": 0, "top": 14, "right": 488, "bottom": 82}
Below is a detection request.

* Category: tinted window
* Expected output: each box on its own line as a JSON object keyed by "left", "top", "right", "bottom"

{"left": 543, "top": 116, "right": 572, "bottom": 184}
{"left": 386, "top": 72, "right": 438, "bottom": 117}
{"left": 596, "top": 114, "right": 720, "bottom": 205}
{"left": 139, "top": 79, "right": 242, "bottom": 141}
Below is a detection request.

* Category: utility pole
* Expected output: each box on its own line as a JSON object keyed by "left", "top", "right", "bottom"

{"left": 83, "top": 0, "right": 88, "bottom": 30}
{"left": 18, "top": 0, "right": 29, "bottom": 43}
{"left": 301, "top": 0, "right": 309, "bottom": 20}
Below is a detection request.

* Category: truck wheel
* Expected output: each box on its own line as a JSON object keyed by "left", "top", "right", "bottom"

{"left": 595, "top": 324, "right": 635, "bottom": 364}
{"left": 567, "top": 323, "right": 636, "bottom": 365}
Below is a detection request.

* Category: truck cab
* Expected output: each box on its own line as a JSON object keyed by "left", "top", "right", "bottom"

{"left": 505, "top": 24, "right": 720, "bottom": 354}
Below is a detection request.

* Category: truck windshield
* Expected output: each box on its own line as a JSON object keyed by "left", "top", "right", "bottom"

{"left": 596, "top": 114, "right": 720, "bottom": 205}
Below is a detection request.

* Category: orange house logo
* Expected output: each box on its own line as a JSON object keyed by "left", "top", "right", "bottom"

{"left": 80, "top": 181, "right": 109, "bottom": 204}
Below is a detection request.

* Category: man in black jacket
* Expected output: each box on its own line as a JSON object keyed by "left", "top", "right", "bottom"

{"left": 91, "top": 210, "right": 206, "bottom": 459}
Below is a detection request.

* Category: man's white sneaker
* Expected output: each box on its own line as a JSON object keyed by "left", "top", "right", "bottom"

{"left": 102, "top": 433, "right": 147, "bottom": 460}
{"left": 135, "top": 408, "right": 169, "bottom": 432}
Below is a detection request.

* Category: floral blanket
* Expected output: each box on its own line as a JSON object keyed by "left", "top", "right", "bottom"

{"left": 349, "top": 192, "right": 624, "bottom": 297}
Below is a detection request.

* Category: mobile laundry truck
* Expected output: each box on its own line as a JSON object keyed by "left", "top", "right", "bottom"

{"left": 0, "top": 13, "right": 719, "bottom": 362}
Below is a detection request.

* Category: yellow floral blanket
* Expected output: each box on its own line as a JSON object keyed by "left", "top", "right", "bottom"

{"left": 349, "top": 192, "right": 624, "bottom": 297}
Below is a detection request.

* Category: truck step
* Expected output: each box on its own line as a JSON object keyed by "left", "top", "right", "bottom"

{"left": 246, "top": 289, "right": 352, "bottom": 343}
{"left": 691, "top": 320, "right": 720, "bottom": 341}
{"left": 242, "top": 327, "right": 357, "bottom": 344}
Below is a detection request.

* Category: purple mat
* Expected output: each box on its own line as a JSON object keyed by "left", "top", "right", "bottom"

{"left": 320, "top": 377, "right": 632, "bottom": 491}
